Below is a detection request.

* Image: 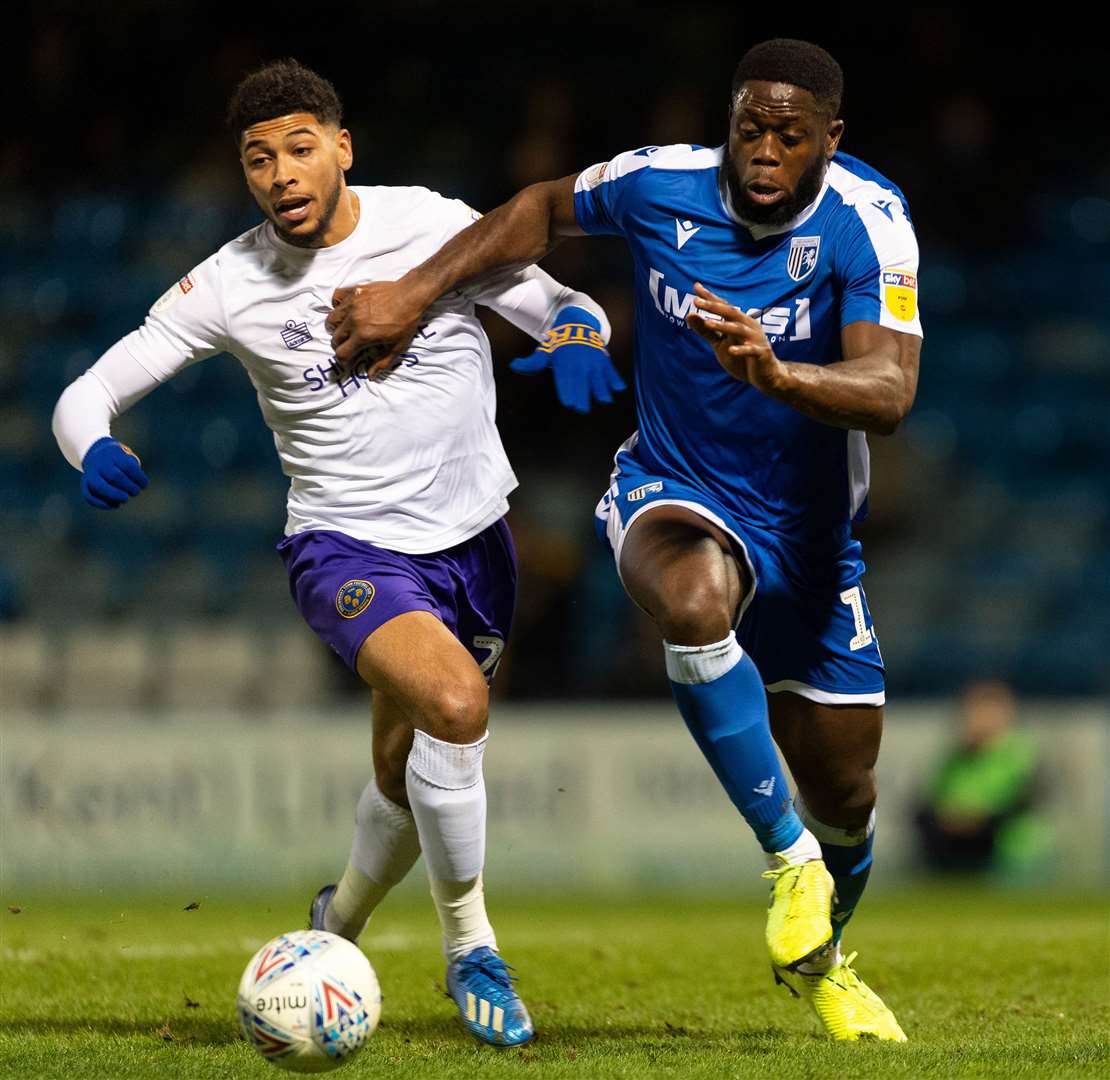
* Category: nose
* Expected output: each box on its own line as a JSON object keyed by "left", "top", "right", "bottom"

{"left": 272, "top": 152, "right": 296, "bottom": 190}
{"left": 752, "top": 132, "right": 780, "bottom": 167}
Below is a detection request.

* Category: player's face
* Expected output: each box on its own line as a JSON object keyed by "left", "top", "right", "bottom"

{"left": 240, "top": 112, "right": 353, "bottom": 247}
{"left": 726, "top": 81, "right": 843, "bottom": 226}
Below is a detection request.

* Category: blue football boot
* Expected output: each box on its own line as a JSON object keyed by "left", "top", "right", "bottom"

{"left": 445, "top": 946, "right": 534, "bottom": 1046}
{"left": 308, "top": 883, "right": 337, "bottom": 933}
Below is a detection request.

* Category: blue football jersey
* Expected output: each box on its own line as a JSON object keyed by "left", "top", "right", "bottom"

{"left": 574, "top": 144, "right": 922, "bottom": 538}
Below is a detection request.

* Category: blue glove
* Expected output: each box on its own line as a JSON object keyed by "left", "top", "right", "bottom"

{"left": 80, "top": 437, "right": 149, "bottom": 509}
{"left": 510, "top": 306, "right": 625, "bottom": 413}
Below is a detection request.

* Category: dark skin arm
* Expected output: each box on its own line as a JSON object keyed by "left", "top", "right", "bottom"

{"left": 326, "top": 176, "right": 920, "bottom": 433}
{"left": 326, "top": 175, "right": 582, "bottom": 372}
{"left": 687, "top": 282, "right": 920, "bottom": 434}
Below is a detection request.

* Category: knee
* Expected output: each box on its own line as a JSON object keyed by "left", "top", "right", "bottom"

{"left": 419, "top": 674, "right": 489, "bottom": 745}
{"left": 839, "top": 767, "right": 878, "bottom": 815}
{"left": 799, "top": 765, "right": 877, "bottom": 827}
{"left": 654, "top": 579, "right": 733, "bottom": 645}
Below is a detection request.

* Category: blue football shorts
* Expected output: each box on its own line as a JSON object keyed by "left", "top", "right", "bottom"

{"left": 594, "top": 447, "right": 886, "bottom": 706}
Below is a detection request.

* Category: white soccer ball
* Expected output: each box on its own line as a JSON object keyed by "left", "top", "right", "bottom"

{"left": 237, "top": 929, "right": 381, "bottom": 1073}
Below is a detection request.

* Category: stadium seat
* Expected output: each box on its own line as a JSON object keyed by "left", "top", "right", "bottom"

{"left": 162, "top": 622, "right": 260, "bottom": 710}
{"left": 0, "top": 623, "right": 51, "bottom": 711}
{"left": 254, "top": 624, "right": 336, "bottom": 710}
{"left": 56, "top": 626, "right": 152, "bottom": 710}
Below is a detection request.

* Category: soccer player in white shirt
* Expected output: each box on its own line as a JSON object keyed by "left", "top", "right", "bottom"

{"left": 51, "top": 59, "right": 624, "bottom": 1050}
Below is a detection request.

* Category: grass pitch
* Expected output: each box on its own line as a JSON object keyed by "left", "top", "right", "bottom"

{"left": 0, "top": 886, "right": 1106, "bottom": 1079}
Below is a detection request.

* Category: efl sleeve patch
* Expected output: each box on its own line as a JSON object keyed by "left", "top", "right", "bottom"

{"left": 573, "top": 148, "right": 658, "bottom": 238}
{"left": 125, "top": 252, "right": 229, "bottom": 378}
{"left": 838, "top": 195, "right": 923, "bottom": 338}
{"left": 150, "top": 273, "right": 196, "bottom": 315}
{"left": 577, "top": 161, "right": 609, "bottom": 192}
{"left": 881, "top": 269, "right": 918, "bottom": 322}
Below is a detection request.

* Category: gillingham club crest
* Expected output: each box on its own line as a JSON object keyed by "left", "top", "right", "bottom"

{"left": 336, "top": 580, "right": 375, "bottom": 618}
{"left": 786, "top": 236, "right": 820, "bottom": 281}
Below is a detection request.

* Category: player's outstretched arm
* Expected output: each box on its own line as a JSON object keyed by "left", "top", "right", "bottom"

{"left": 327, "top": 176, "right": 582, "bottom": 372}
{"left": 54, "top": 258, "right": 229, "bottom": 507}
{"left": 52, "top": 350, "right": 160, "bottom": 509}
{"left": 687, "top": 283, "right": 919, "bottom": 435}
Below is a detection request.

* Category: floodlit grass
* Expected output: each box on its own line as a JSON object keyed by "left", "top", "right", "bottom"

{"left": 0, "top": 886, "right": 1106, "bottom": 1078}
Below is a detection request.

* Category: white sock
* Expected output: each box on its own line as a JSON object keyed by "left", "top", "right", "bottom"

{"left": 764, "top": 826, "right": 823, "bottom": 869}
{"left": 429, "top": 874, "right": 497, "bottom": 962}
{"left": 406, "top": 729, "right": 497, "bottom": 961}
{"left": 325, "top": 776, "right": 421, "bottom": 940}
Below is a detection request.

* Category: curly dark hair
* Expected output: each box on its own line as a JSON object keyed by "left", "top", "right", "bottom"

{"left": 226, "top": 58, "right": 343, "bottom": 143}
{"left": 731, "top": 39, "right": 843, "bottom": 117}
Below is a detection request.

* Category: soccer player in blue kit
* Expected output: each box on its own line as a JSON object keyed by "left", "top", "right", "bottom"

{"left": 328, "top": 39, "right": 921, "bottom": 1041}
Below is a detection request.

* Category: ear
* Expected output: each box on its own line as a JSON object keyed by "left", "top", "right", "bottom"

{"left": 826, "top": 119, "right": 844, "bottom": 159}
{"left": 335, "top": 127, "right": 353, "bottom": 171}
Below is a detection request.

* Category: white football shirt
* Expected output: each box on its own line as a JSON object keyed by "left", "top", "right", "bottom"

{"left": 54, "top": 185, "right": 608, "bottom": 553}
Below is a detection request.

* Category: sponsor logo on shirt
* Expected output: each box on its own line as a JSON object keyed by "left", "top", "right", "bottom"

{"left": 301, "top": 325, "right": 436, "bottom": 396}
{"left": 336, "top": 579, "right": 375, "bottom": 618}
{"left": 647, "top": 269, "right": 812, "bottom": 342}
{"left": 881, "top": 268, "right": 917, "bottom": 321}
{"left": 786, "top": 236, "right": 820, "bottom": 281}
{"left": 280, "top": 319, "right": 312, "bottom": 350}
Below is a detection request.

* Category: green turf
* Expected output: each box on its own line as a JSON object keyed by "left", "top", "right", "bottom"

{"left": 0, "top": 886, "right": 1106, "bottom": 1078}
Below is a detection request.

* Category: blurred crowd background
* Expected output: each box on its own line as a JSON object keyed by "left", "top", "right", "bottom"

{"left": 3, "top": 2, "right": 1108, "bottom": 710}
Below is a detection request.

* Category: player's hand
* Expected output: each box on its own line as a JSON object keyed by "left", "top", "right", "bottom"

{"left": 80, "top": 437, "right": 149, "bottom": 509}
{"left": 510, "top": 306, "right": 625, "bottom": 413}
{"left": 686, "top": 282, "right": 792, "bottom": 397}
{"left": 326, "top": 281, "right": 428, "bottom": 376}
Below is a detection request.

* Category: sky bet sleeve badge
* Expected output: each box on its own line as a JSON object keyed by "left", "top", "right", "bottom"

{"left": 882, "top": 269, "right": 918, "bottom": 321}
{"left": 336, "top": 579, "right": 376, "bottom": 618}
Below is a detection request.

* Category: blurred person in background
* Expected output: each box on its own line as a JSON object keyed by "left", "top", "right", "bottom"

{"left": 914, "top": 679, "right": 1049, "bottom": 878}
{"left": 50, "top": 57, "right": 623, "bottom": 1049}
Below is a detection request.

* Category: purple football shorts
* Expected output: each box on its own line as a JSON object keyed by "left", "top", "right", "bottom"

{"left": 277, "top": 518, "right": 517, "bottom": 679}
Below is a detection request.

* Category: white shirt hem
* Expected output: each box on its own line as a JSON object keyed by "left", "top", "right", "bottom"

{"left": 283, "top": 473, "right": 518, "bottom": 555}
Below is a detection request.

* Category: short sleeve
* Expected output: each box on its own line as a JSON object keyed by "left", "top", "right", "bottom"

{"left": 119, "top": 252, "right": 230, "bottom": 380}
{"left": 401, "top": 189, "right": 483, "bottom": 250}
{"left": 837, "top": 200, "right": 923, "bottom": 338}
{"left": 573, "top": 147, "right": 659, "bottom": 237}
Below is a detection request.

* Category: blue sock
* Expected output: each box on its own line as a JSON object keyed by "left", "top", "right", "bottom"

{"left": 799, "top": 804, "right": 875, "bottom": 943}
{"left": 666, "top": 633, "right": 803, "bottom": 853}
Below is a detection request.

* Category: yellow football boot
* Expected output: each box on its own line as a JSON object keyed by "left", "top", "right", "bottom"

{"left": 762, "top": 857, "right": 834, "bottom": 969}
{"left": 774, "top": 951, "right": 908, "bottom": 1041}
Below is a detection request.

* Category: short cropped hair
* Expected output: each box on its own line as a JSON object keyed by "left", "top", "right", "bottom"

{"left": 226, "top": 59, "right": 343, "bottom": 143}
{"left": 731, "top": 39, "right": 843, "bottom": 117}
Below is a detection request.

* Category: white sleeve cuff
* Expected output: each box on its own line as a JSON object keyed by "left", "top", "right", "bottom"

{"left": 473, "top": 264, "right": 611, "bottom": 344}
